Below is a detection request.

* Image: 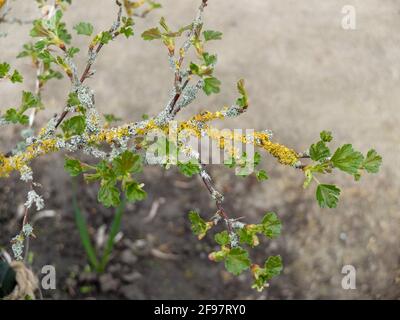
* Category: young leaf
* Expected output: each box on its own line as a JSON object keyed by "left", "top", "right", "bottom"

{"left": 320, "top": 130, "right": 333, "bottom": 142}
{"left": 10, "top": 70, "right": 23, "bottom": 83}
{"left": 141, "top": 27, "right": 162, "bottom": 40}
{"left": 309, "top": 141, "right": 330, "bottom": 162}
{"left": 177, "top": 161, "right": 200, "bottom": 177}
{"left": 238, "top": 227, "right": 259, "bottom": 247}
{"left": 74, "top": 22, "right": 94, "bottom": 36}
{"left": 113, "top": 151, "right": 142, "bottom": 176}
{"left": 264, "top": 255, "right": 283, "bottom": 279}
{"left": 61, "top": 115, "right": 86, "bottom": 137}
{"left": 64, "top": 158, "right": 84, "bottom": 177}
{"left": 256, "top": 170, "right": 269, "bottom": 182}
{"left": 224, "top": 247, "right": 251, "bottom": 276}
{"left": 261, "top": 212, "right": 282, "bottom": 239}
{"left": 203, "top": 77, "right": 221, "bottom": 95}
{"left": 99, "top": 31, "right": 113, "bottom": 44}
{"left": 98, "top": 182, "right": 121, "bottom": 208}
{"left": 202, "top": 52, "right": 217, "bottom": 66}
{"left": 214, "top": 231, "right": 230, "bottom": 246}
{"left": 0, "top": 62, "right": 10, "bottom": 78}
{"left": 316, "top": 184, "right": 341, "bottom": 208}
{"left": 362, "top": 149, "right": 382, "bottom": 174}
{"left": 188, "top": 211, "right": 212, "bottom": 240}
{"left": 331, "top": 144, "right": 364, "bottom": 175}
{"left": 125, "top": 181, "right": 147, "bottom": 202}
{"left": 251, "top": 255, "right": 283, "bottom": 291}
{"left": 203, "top": 30, "right": 223, "bottom": 41}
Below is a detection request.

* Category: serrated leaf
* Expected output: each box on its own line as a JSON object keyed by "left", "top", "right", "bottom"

{"left": 203, "top": 77, "right": 221, "bottom": 95}
{"left": 61, "top": 115, "right": 86, "bottom": 137}
{"left": 64, "top": 158, "right": 84, "bottom": 177}
{"left": 316, "top": 184, "right": 341, "bottom": 208}
{"left": 309, "top": 141, "right": 330, "bottom": 162}
{"left": 238, "top": 227, "right": 259, "bottom": 247}
{"left": 98, "top": 182, "right": 121, "bottom": 208}
{"left": 0, "top": 62, "right": 10, "bottom": 77}
{"left": 74, "top": 22, "right": 94, "bottom": 36}
{"left": 10, "top": 70, "right": 23, "bottom": 83}
{"left": 261, "top": 212, "right": 281, "bottom": 239}
{"left": 177, "top": 161, "right": 200, "bottom": 177}
{"left": 362, "top": 149, "right": 382, "bottom": 174}
{"left": 113, "top": 151, "right": 142, "bottom": 176}
{"left": 188, "top": 211, "right": 211, "bottom": 240}
{"left": 214, "top": 231, "right": 230, "bottom": 246}
{"left": 320, "top": 130, "right": 333, "bottom": 142}
{"left": 264, "top": 255, "right": 283, "bottom": 279}
{"left": 202, "top": 52, "right": 217, "bottom": 66}
{"left": 224, "top": 247, "right": 251, "bottom": 276}
{"left": 125, "top": 181, "right": 147, "bottom": 202}
{"left": 256, "top": 170, "right": 269, "bottom": 181}
{"left": 331, "top": 144, "right": 364, "bottom": 175}
{"left": 203, "top": 30, "right": 223, "bottom": 41}
{"left": 252, "top": 255, "right": 283, "bottom": 291}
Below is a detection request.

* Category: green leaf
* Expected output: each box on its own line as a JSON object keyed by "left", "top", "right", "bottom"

{"left": 214, "top": 231, "right": 230, "bottom": 246}
{"left": 256, "top": 170, "right": 269, "bottom": 181}
{"left": 316, "top": 184, "right": 341, "bottom": 208}
{"left": 113, "top": 151, "right": 142, "bottom": 176}
{"left": 236, "top": 79, "right": 248, "bottom": 108}
{"left": 73, "top": 195, "right": 100, "bottom": 270}
{"left": 99, "top": 200, "right": 126, "bottom": 272}
{"left": 251, "top": 255, "right": 283, "bottom": 291}
{"left": 67, "top": 47, "right": 80, "bottom": 58}
{"left": 64, "top": 158, "right": 84, "bottom": 177}
{"left": 99, "top": 31, "right": 112, "bottom": 44}
{"left": 202, "top": 52, "right": 217, "bottom": 66}
{"left": 362, "top": 149, "right": 382, "bottom": 174}
{"left": 98, "top": 182, "right": 121, "bottom": 208}
{"left": 303, "top": 169, "right": 313, "bottom": 188}
{"left": 177, "top": 161, "right": 200, "bottom": 177}
{"left": 21, "top": 91, "right": 39, "bottom": 110}
{"left": 141, "top": 27, "right": 162, "bottom": 40}
{"left": 188, "top": 211, "right": 212, "bottom": 240}
{"left": 67, "top": 92, "right": 80, "bottom": 107}
{"left": 237, "top": 227, "right": 259, "bottom": 247}
{"left": 4, "top": 108, "right": 24, "bottom": 124}
{"left": 125, "top": 181, "right": 147, "bottom": 202}
{"left": 224, "top": 247, "right": 251, "bottom": 276}
{"left": 264, "top": 255, "right": 283, "bottom": 279}
{"left": 203, "top": 30, "right": 223, "bottom": 41}
{"left": 0, "top": 62, "right": 10, "bottom": 78}
{"left": 309, "top": 141, "right": 330, "bottom": 162}
{"left": 320, "top": 130, "right": 333, "bottom": 142}
{"left": 261, "top": 212, "right": 282, "bottom": 239}
{"left": 331, "top": 144, "right": 364, "bottom": 175}
{"left": 120, "top": 26, "right": 134, "bottom": 38}
{"left": 203, "top": 77, "right": 221, "bottom": 95}
{"left": 61, "top": 115, "right": 86, "bottom": 137}
{"left": 10, "top": 70, "right": 23, "bottom": 83}
{"left": 73, "top": 22, "right": 94, "bottom": 36}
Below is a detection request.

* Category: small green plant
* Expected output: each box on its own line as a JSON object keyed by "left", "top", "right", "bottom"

{"left": 73, "top": 188, "right": 126, "bottom": 273}
{"left": 0, "top": 0, "right": 382, "bottom": 292}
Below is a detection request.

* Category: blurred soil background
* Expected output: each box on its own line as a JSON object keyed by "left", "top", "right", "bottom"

{"left": 0, "top": 0, "right": 399, "bottom": 299}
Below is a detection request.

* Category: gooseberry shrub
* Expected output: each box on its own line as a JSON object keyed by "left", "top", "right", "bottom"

{"left": 0, "top": 0, "right": 382, "bottom": 292}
